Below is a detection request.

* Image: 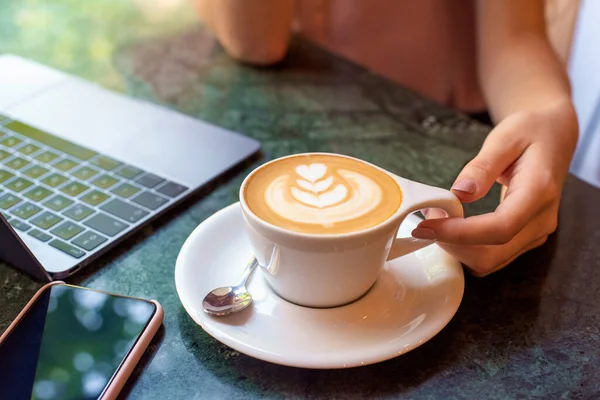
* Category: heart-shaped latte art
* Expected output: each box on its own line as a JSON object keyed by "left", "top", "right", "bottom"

{"left": 291, "top": 184, "right": 349, "bottom": 208}
{"left": 296, "top": 176, "right": 334, "bottom": 193}
{"left": 248, "top": 154, "right": 402, "bottom": 234}
{"left": 296, "top": 163, "right": 327, "bottom": 183}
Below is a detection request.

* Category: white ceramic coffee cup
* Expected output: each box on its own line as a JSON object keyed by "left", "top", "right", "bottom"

{"left": 239, "top": 153, "right": 463, "bottom": 308}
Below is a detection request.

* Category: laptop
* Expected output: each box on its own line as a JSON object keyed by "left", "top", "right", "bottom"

{"left": 0, "top": 55, "right": 260, "bottom": 282}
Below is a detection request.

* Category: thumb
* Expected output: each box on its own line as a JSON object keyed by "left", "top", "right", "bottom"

{"left": 452, "top": 129, "right": 525, "bottom": 203}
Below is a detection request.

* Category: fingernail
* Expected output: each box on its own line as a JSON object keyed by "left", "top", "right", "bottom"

{"left": 411, "top": 228, "right": 437, "bottom": 240}
{"left": 451, "top": 179, "right": 476, "bottom": 194}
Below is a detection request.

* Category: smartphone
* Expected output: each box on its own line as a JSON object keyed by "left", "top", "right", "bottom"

{"left": 0, "top": 282, "right": 164, "bottom": 400}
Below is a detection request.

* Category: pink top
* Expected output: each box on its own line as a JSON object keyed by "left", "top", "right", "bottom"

{"left": 294, "top": 0, "right": 485, "bottom": 112}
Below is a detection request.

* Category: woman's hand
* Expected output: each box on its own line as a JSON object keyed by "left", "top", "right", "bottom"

{"left": 412, "top": 100, "right": 578, "bottom": 276}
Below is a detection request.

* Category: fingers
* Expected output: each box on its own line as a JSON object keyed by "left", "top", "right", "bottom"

{"left": 414, "top": 150, "right": 554, "bottom": 245}
{"left": 435, "top": 211, "right": 551, "bottom": 277}
{"left": 467, "top": 235, "right": 548, "bottom": 277}
{"left": 414, "top": 188, "right": 546, "bottom": 245}
{"left": 451, "top": 125, "right": 526, "bottom": 203}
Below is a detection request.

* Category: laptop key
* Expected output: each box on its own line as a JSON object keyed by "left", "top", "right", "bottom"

{"left": 60, "top": 181, "right": 88, "bottom": 197}
{"left": 100, "top": 199, "right": 149, "bottom": 223}
{"left": 44, "top": 194, "right": 73, "bottom": 211}
{"left": 92, "top": 156, "right": 122, "bottom": 171}
{"left": 0, "top": 136, "right": 22, "bottom": 148}
{"left": 135, "top": 173, "right": 164, "bottom": 188}
{"left": 157, "top": 181, "right": 188, "bottom": 198}
{"left": 35, "top": 151, "right": 60, "bottom": 164}
{"left": 72, "top": 230, "right": 108, "bottom": 251}
{"left": 6, "top": 121, "right": 97, "bottom": 161}
{"left": 111, "top": 183, "right": 140, "bottom": 199}
{"left": 10, "top": 219, "right": 31, "bottom": 232}
{"left": 51, "top": 221, "right": 84, "bottom": 240}
{"left": 4, "top": 157, "right": 30, "bottom": 171}
{"left": 72, "top": 166, "right": 99, "bottom": 180}
{"left": 23, "top": 165, "right": 49, "bottom": 179}
{"left": 31, "top": 211, "right": 63, "bottom": 230}
{"left": 92, "top": 174, "right": 119, "bottom": 189}
{"left": 17, "top": 143, "right": 41, "bottom": 155}
{"left": 116, "top": 165, "right": 143, "bottom": 179}
{"left": 28, "top": 229, "right": 52, "bottom": 242}
{"left": 131, "top": 191, "right": 168, "bottom": 210}
{"left": 53, "top": 158, "right": 79, "bottom": 172}
{"left": 42, "top": 173, "right": 68, "bottom": 188}
{"left": 81, "top": 190, "right": 110, "bottom": 206}
{"left": 0, "top": 150, "right": 10, "bottom": 161}
{"left": 11, "top": 202, "right": 41, "bottom": 219}
{"left": 6, "top": 177, "right": 33, "bottom": 193}
{"left": 63, "top": 204, "right": 94, "bottom": 221}
{"left": 24, "top": 186, "right": 53, "bottom": 202}
{"left": 0, "top": 193, "right": 21, "bottom": 209}
{"left": 1, "top": 211, "right": 11, "bottom": 221}
{"left": 84, "top": 213, "right": 128, "bottom": 236}
{"left": 49, "top": 239, "right": 85, "bottom": 259}
{"left": 0, "top": 169, "right": 15, "bottom": 184}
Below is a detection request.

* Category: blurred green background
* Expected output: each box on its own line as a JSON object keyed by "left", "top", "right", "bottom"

{"left": 0, "top": 0, "right": 197, "bottom": 91}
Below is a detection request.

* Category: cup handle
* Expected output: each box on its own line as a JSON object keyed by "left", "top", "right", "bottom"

{"left": 386, "top": 176, "right": 464, "bottom": 261}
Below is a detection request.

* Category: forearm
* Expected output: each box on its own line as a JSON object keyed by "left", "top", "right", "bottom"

{"left": 476, "top": 0, "right": 573, "bottom": 123}
{"left": 194, "top": 0, "right": 294, "bottom": 65}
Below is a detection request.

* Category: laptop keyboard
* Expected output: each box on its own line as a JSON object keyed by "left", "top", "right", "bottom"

{"left": 0, "top": 114, "right": 189, "bottom": 259}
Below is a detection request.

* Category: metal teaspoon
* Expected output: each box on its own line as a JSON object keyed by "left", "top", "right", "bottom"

{"left": 202, "top": 257, "right": 259, "bottom": 316}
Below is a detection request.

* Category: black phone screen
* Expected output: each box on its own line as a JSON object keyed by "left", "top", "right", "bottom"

{"left": 0, "top": 284, "right": 156, "bottom": 400}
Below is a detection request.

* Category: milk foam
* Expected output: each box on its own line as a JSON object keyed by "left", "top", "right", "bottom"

{"left": 264, "top": 163, "right": 383, "bottom": 227}
{"left": 244, "top": 154, "right": 403, "bottom": 234}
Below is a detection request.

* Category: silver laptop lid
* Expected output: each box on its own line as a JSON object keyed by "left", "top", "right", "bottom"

{"left": 0, "top": 55, "right": 260, "bottom": 278}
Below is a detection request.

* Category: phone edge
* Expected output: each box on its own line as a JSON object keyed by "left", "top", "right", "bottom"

{"left": 0, "top": 281, "right": 64, "bottom": 343}
{"left": 101, "top": 299, "right": 164, "bottom": 400}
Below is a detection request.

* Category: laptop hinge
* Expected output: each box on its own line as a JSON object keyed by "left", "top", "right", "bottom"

{"left": 0, "top": 216, "right": 51, "bottom": 282}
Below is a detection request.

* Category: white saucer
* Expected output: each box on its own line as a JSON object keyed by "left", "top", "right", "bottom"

{"left": 175, "top": 202, "right": 464, "bottom": 369}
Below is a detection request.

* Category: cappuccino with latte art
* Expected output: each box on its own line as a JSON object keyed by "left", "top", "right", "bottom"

{"left": 243, "top": 154, "right": 402, "bottom": 234}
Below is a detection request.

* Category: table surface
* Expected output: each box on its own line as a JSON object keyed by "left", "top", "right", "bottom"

{"left": 1, "top": 1, "right": 600, "bottom": 399}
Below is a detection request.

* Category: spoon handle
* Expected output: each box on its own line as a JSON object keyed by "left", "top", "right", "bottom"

{"left": 239, "top": 257, "right": 259, "bottom": 286}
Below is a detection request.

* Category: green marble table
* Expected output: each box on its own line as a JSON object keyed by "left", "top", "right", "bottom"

{"left": 2, "top": 1, "right": 600, "bottom": 398}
